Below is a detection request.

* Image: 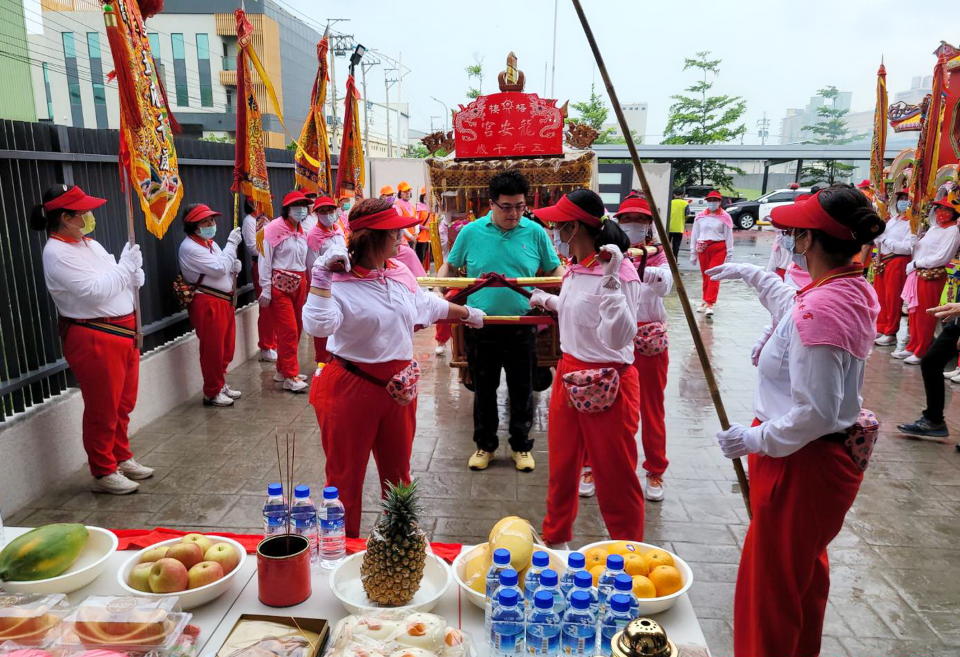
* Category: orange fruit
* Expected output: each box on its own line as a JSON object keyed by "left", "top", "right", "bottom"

{"left": 584, "top": 547, "right": 609, "bottom": 569}
{"left": 632, "top": 575, "right": 657, "bottom": 599}
{"left": 644, "top": 548, "right": 675, "bottom": 569}
{"left": 648, "top": 565, "right": 684, "bottom": 597}
{"left": 623, "top": 552, "right": 649, "bottom": 577}
{"left": 588, "top": 564, "right": 605, "bottom": 587}
{"left": 606, "top": 541, "right": 643, "bottom": 556}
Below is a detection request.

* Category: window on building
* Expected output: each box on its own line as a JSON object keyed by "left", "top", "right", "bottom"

{"left": 86, "top": 33, "right": 108, "bottom": 129}
{"left": 41, "top": 62, "right": 53, "bottom": 120}
{"left": 148, "top": 33, "right": 161, "bottom": 61}
{"left": 196, "top": 33, "right": 213, "bottom": 107}
{"left": 225, "top": 88, "right": 234, "bottom": 113}
{"left": 171, "top": 33, "right": 189, "bottom": 106}
{"left": 61, "top": 33, "right": 83, "bottom": 127}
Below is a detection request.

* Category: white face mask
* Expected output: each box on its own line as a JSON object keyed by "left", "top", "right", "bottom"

{"left": 783, "top": 231, "right": 808, "bottom": 271}
{"left": 620, "top": 223, "right": 649, "bottom": 245}
{"left": 896, "top": 200, "right": 910, "bottom": 214}
{"left": 707, "top": 201, "right": 721, "bottom": 211}
{"left": 553, "top": 225, "right": 577, "bottom": 258}
{"left": 318, "top": 212, "right": 337, "bottom": 227}
{"left": 289, "top": 206, "right": 309, "bottom": 222}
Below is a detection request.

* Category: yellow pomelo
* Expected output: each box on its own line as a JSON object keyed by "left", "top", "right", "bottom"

{"left": 462, "top": 544, "right": 490, "bottom": 594}
{"left": 488, "top": 517, "right": 534, "bottom": 571}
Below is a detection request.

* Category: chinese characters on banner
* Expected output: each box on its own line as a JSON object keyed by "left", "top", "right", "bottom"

{"left": 454, "top": 92, "right": 564, "bottom": 160}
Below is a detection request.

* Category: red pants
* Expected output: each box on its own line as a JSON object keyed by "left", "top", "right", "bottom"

{"left": 634, "top": 346, "right": 669, "bottom": 477}
{"left": 311, "top": 358, "right": 416, "bottom": 537}
{"left": 252, "top": 260, "right": 276, "bottom": 350}
{"left": 313, "top": 337, "right": 332, "bottom": 364}
{"left": 735, "top": 437, "right": 863, "bottom": 657}
{"left": 542, "top": 354, "right": 644, "bottom": 544}
{"left": 698, "top": 241, "right": 726, "bottom": 304}
{"left": 188, "top": 293, "right": 236, "bottom": 399}
{"left": 62, "top": 316, "right": 138, "bottom": 477}
{"left": 434, "top": 323, "right": 452, "bottom": 345}
{"left": 906, "top": 276, "right": 946, "bottom": 357}
{"left": 271, "top": 271, "right": 308, "bottom": 378}
{"left": 873, "top": 255, "right": 909, "bottom": 336}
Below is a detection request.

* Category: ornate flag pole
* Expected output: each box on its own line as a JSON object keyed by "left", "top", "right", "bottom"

{"left": 909, "top": 52, "right": 948, "bottom": 232}
{"left": 870, "top": 60, "right": 888, "bottom": 218}
{"left": 335, "top": 73, "right": 366, "bottom": 199}
{"left": 570, "top": 0, "right": 751, "bottom": 515}
{"left": 294, "top": 31, "right": 334, "bottom": 194}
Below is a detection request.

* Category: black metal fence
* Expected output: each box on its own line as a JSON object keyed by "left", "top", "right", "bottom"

{"left": 0, "top": 119, "right": 303, "bottom": 422}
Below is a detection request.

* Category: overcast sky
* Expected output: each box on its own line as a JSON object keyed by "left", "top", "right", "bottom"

{"left": 285, "top": 0, "right": 946, "bottom": 143}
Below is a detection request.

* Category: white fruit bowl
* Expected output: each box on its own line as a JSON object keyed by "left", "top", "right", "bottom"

{"left": 116, "top": 536, "right": 247, "bottom": 610}
{"left": 452, "top": 543, "right": 567, "bottom": 610}
{"left": 578, "top": 540, "right": 694, "bottom": 615}
{"left": 1, "top": 526, "right": 117, "bottom": 594}
{"left": 330, "top": 550, "right": 452, "bottom": 614}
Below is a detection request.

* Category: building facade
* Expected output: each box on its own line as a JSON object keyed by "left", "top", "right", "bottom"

{"left": 779, "top": 91, "right": 853, "bottom": 144}
{"left": 603, "top": 101, "right": 648, "bottom": 143}
{"left": 0, "top": 0, "right": 37, "bottom": 121}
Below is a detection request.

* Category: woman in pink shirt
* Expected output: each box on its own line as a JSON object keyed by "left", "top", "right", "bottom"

{"left": 689, "top": 190, "right": 734, "bottom": 316}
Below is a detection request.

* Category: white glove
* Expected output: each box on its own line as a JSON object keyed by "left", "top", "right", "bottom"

{"left": 726, "top": 250, "right": 735, "bottom": 260}
{"left": 227, "top": 227, "right": 243, "bottom": 247}
{"left": 751, "top": 325, "right": 774, "bottom": 367}
{"left": 716, "top": 423, "right": 762, "bottom": 459}
{"left": 119, "top": 242, "right": 142, "bottom": 273}
{"left": 320, "top": 247, "right": 351, "bottom": 272}
{"left": 258, "top": 290, "right": 271, "bottom": 307}
{"left": 133, "top": 268, "right": 145, "bottom": 288}
{"left": 463, "top": 306, "right": 486, "bottom": 328}
{"left": 600, "top": 244, "right": 623, "bottom": 277}
{"left": 706, "top": 262, "right": 763, "bottom": 282}
{"left": 529, "top": 289, "right": 559, "bottom": 313}
{"left": 906, "top": 261, "right": 916, "bottom": 275}
{"left": 231, "top": 258, "right": 242, "bottom": 274}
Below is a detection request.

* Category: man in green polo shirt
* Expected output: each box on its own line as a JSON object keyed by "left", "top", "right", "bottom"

{"left": 668, "top": 189, "right": 688, "bottom": 257}
{"left": 440, "top": 171, "right": 563, "bottom": 472}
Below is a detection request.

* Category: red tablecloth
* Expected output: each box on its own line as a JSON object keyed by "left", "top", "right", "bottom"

{"left": 109, "top": 528, "right": 463, "bottom": 563}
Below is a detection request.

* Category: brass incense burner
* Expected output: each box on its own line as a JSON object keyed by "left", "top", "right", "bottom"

{"left": 610, "top": 618, "right": 678, "bottom": 657}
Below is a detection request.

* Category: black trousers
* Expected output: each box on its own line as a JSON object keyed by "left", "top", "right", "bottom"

{"left": 669, "top": 232, "right": 683, "bottom": 258}
{"left": 464, "top": 324, "right": 536, "bottom": 452}
{"left": 920, "top": 320, "right": 960, "bottom": 424}
{"left": 414, "top": 241, "right": 430, "bottom": 263}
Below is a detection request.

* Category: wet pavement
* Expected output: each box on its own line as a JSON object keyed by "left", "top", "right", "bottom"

{"left": 9, "top": 230, "right": 960, "bottom": 656}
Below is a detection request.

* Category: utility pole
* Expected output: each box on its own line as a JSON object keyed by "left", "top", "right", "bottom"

{"left": 757, "top": 112, "right": 770, "bottom": 146}
{"left": 359, "top": 54, "right": 381, "bottom": 160}
{"left": 384, "top": 68, "right": 399, "bottom": 158}
{"left": 550, "top": 0, "right": 558, "bottom": 96}
{"left": 328, "top": 26, "right": 354, "bottom": 150}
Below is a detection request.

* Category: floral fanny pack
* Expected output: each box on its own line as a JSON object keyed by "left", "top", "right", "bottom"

{"left": 271, "top": 269, "right": 303, "bottom": 293}
{"left": 337, "top": 357, "right": 421, "bottom": 405}
{"left": 561, "top": 367, "right": 620, "bottom": 414}
{"left": 844, "top": 409, "right": 879, "bottom": 472}
{"left": 634, "top": 322, "right": 669, "bottom": 357}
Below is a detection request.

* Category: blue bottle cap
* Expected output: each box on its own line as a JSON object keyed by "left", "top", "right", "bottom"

{"left": 540, "top": 568, "right": 558, "bottom": 587}
{"left": 294, "top": 485, "right": 310, "bottom": 498}
{"left": 569, "top": 590, "right": 590, "bottom": 609}
{"left": 606, "top": 554, "right": 624, "bottom": 570}
{"left": 492, "top": 548, "right": 511, "bottom": 565}
{"left": 534, "top": 590, "right": 554, "bottom": 609}
{"left": 323, "top": 486, "right": 339, "bottom": 499}
{"left": 610, "top": 594, "right": 631, "bottom": 613}
{"left": 531, "top": 550, "right": 550, "bottom": 568}
{"left": 267, "top": 483, "right": 282, "bottom": 496}
{"left": 498, "top": 589, "right": 519, "bottom": 606}
{"left": 573, "top": 571, "right": 593, "bottom": 588}
{"left": 499, "top": 568, "right": 519, "bottom": 586}
{"left": 614, "top": 573, "right": 633, "bottom": 591}
{"left": 567, "top": 552, "right": 586, "bottom": 569}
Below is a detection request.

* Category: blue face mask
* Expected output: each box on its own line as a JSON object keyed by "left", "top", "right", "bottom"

{"left": 199, "top": 225, "right": 217, "bottom": 240}
{"left": 783, "top": 231, "right": 808, "bottom": 271}
{"left": 896, "top": 200, "right": 910, "bottom": 214}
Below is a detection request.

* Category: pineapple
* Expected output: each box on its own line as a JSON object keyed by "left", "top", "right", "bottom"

{"left": 361, "top": 480, "right": 427, "bottom": 606}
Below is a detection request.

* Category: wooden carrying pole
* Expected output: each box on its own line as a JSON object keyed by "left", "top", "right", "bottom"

{"left": 121, "top": 167, "right": 144, "bottom": 352}
{"left": 570, "top": 0, "right": 751, "bottom": 515}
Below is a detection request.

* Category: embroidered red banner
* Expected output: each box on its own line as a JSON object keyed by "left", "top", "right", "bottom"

{"left": 453, "top": 92, "right": 564, "bottom": 161}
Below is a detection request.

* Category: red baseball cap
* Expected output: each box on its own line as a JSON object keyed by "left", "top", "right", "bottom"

{"left": 183, "top": 204, "right": 221, "bottom": 223}
{"left": 705, "top": 190, "right": 723, "bottom": 200}
{"left": 43, "top": 185, "right": 107, "bottom": 213}
{"left": 771, "top": 192, "right": 856, "bottom": 241}
{"left": 932, "top": 197, "right": 959, "bottom": 213}
{"left": 281, "top": 190, "right": 310, "bottom": 208}
{"left": 857, "top": 180, "right": 872, "bottom": 189}
{"left": 614, "top": 197, "right": 652, "bottom": 218}
{"left": 894, "top": 189, "right": 910, "bottom": 198}
{"left": 350, "top": 207, "right": 420, "bottom": 231}
{"left": 533, "top": 194, "right": 604, "bottom": 227}
{"left": 313, "top": 196, "right": 336, "bottom": 211}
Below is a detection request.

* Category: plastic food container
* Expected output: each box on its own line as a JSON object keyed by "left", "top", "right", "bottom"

{"left": 0, "top": 593, "right": 70, "bottom": 648}
{"left": 56, "top": 596, "right": 191, "bottom": 654}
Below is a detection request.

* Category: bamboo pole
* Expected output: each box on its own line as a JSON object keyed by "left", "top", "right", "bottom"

{"left": 570, "top": 0, "right": 751, "bottom": 515}
{"left": 120, "top": 167, "right": 144, "bottom": 352}
{"left": 417, "top": 276, "right": 564, "bottom": 288}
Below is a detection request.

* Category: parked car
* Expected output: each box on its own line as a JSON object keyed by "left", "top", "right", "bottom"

{"left": 725, "top": 188, "right": 811, "bottom": 230}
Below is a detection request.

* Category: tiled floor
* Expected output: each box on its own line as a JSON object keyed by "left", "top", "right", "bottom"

{"left": 8, "top": 230, "right": 960, "bottom": 656}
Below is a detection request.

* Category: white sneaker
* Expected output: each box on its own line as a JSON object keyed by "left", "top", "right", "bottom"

{"left": 273, "top": 372, "right": 307, "bottom": 382}
{"left": 904, "top": 354, "right": 922, "bottom": 365}
{"left": 696, "top": 302, "right": 707, "bottom": 313}
{"left": 259, "top": 349, "right": 277, "bottom": 362}
{"left": 434, "top": 345, "right": 446, "bottom": 357}
{"left": 118, "top": 458, "right": 154, "bottom": 480}
{"left": 874, "top": 334, "right": 897, "bottom": 346}
{"left": 92, "top": 472, "right": 139, "bottom": 495}
{"left": 891, "top": 349, "right": 912, "bottom": 359}
{"left": 704, "top": 305, "right": 714, "bottom": 317}
{"left": 943, "top": 368, "right": 960, "bottom": 380}
{"left": 283, "top": 377, "right": 308, "bottom": 393}
{"left": 578, "top": 467, "right": 596, "bottom": 498}
{"left": 203, "top": 391, "right": 235, "bottom": 406}
{"left": 221, "top": 384, "right": 242, "bottom": 399}
{"left": 645, "top": 474, "right": 665, "bottom": 502}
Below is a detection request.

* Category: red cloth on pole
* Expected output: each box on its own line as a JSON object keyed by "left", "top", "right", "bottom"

{"left": 905, "top": 276, "right": 946, "bottom": 357}
{"left": 542, "top": 354, "right": 644, "bottom": 544}
{"left": 271, "top": 272, "right": 308, "bottom": 378}
{"left": 252, "top": 260, "right": 276, "bottom": 350}
{"left": 634, "top": 347, "right": 669, "bottom": 477}
{"left": 698, "top": 241, "right": 727, "bottom": 304}
{"left": 873, "top": 255, "right": 909, "bottom": 336}
{"left": 313, "top": 336, "right": 332, "bottom": 365}
{"left": 62, "top": 317, "right": 138, "bottom": 477}
{"left": 188, "top": 294, "right": 236, "bottom": 398}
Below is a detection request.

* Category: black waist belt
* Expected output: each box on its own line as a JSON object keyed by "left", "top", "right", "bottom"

{"left": 196, "top": 284, "right": 234, "bottom": 303}
{"left": 66, "top": 317, "right": 137, "bottom": 340}
{"left": 819, "top": 432, "right": 846, "bottom": 444}
{"left": 335, "top": 356, "right": 390, "bottom": 387}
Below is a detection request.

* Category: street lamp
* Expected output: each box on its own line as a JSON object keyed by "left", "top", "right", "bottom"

{"left": 430, "top": 96, "right": 450, "bottom": 131}
{"left": 349, "top": 44, "right": 366, "bottom": 76}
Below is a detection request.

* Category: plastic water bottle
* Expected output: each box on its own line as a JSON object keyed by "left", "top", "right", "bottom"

{"left": 566, "top": 571, "right": 599, "bottom": 615}
{"left": 290, "top": 485, "right": 319, "bottom": 566}
{"left": 612, "top": 573, "right": 639, "bottom": 614}
{"left": 524, "top": 550, "right": 550, "bottom": 603}
{"left": 261, "top": 483, "right": 287, "bottom": 536}
{"left": 560, "top": 552, "right": 587, "bottom": 597}
{"left": 599, "top": 594, "right": 633, "bottom": 654}
{"left": 319, "top": 486, "right": 346, "bottom": 569}
{"left": 598, "top": 554, "right": 625, "bottom": 610}
{"left": 525, "top": 590, "right": 561, "bottom": 657}
{"left": 490, "top": 589, "right": 525, "bottom": 657}
{"left": 537, "top": 568, "right": 566, "bottom": 615}
{"left": 486, "top": 548, "right": 513, "bottom": 597}
{"left": 487, "top": 567, "right": 524, "bottom": 631}
{"left": 561, "top": 591, "right": 597, "bottom": 657}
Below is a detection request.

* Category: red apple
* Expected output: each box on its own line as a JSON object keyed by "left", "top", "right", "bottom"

{"left": 180, "top": 533, "right": 214, "bottom": 553}
{"left": 165, "top": 542, "right": 203, "bottom": 569}
{"left": 187, "top": 561, "right": 224, "bottom": 589}
{"left": 138, "top": 545, "right": 169, "bottom": 563}
{"left": 203, "top": 542, "right": 240, "bottom": 574}
{"left": 127, "top": 562, "right": 154, "bottom": 592}
{"left": 147, "top": 557, "right": 189, "bottom": 593}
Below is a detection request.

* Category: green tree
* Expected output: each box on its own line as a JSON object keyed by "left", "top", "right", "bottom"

{"left": 465, "top": 59, "right": 484, "bottom": 99}
{"left": 799, "top": 86, "right": 863, "bottom": 185}
{"left": 662, "top": 51, "right": 747, "bottom": 192}
{"left": 569, "top": 83, "right": 616, "bottom": 144}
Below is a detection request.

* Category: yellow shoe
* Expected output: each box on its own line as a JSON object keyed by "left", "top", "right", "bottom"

{"left": 512, "top": 451, "right": 535, "bottom": 472}
{"left": 468, "top": 450, "right": 494, "bottom": 471}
